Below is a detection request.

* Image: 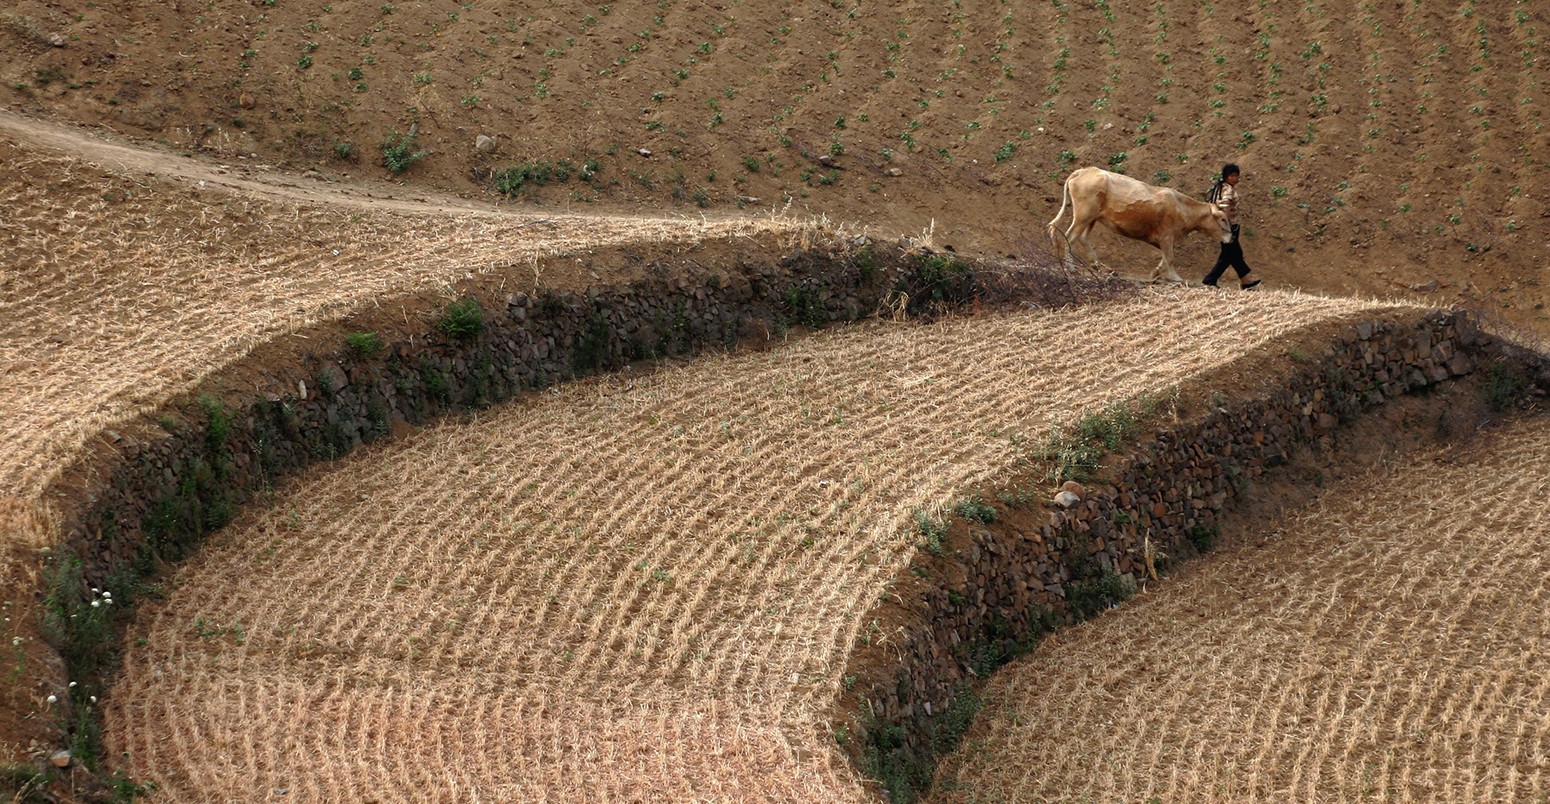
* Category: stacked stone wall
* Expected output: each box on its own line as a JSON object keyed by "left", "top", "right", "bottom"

{"left": 846, "top": 310, "right": 1527, "bottom": 800}
{"left": 59, "top": 244, "right": 952, "bottom": 586}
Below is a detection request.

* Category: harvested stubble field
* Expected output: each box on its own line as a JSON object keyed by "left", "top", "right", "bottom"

{"left": 0, "top": 126, "right": 818, "bottom": 570}
{"left": 0, "top": 121, "right": 850, "bottom": 780}
{"left": 5, "top": 0, "right": 1550, "bottom": 793}
{"left": 931, "top": 414, "right": 1550, "bottom": 803}
{"left": 99, "top": 291, "right": 1403, "bottom": 799}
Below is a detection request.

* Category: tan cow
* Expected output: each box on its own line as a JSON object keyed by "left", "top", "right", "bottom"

{"left": 1046, "top": 166, "right": 1232, "bottom": 283}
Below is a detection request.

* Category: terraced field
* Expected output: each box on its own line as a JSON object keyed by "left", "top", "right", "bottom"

{"left": 5, "top": 0, "right": 1550, "bottom": 797}
{"left": 932, "top": 415, "right": 1550, "bottom": 803}
{"left": 99, "top": 291, "right": 1398, "bottom": 799}
{"left": 0, "top": 126, "right": 817, "bottom": 592}
{"left": 0, "top": 129, "right": 810, "bottom": 508}
{"left": 0, "top": 123, "right": 834, "bottom": 778}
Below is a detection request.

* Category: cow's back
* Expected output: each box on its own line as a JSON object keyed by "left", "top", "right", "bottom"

{"left": 1068, "top": 167, "right": 1164, "bottom": 213}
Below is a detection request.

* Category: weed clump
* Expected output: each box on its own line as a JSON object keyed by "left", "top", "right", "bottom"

{"left": 197, "top": 394, "right": 231, "bottom": 452}
{"left": 951, "top": 495, "right": 995, "bottom": 524}
{"left": 1066, "top": 538, "right": 1137, "bottom": 619}
{"left": 780, "top": 284, "right": 826, "bottom": 329}
{"left": 421, "top": 366, "right": 451, "bottom": 402}
{"left": 1036, "top": 398, "right": 1151, "bottom": 483}
{"left": 572, "top": 315, "right": 612, "bottom": 373}
{"left": 0, "top": 762, "right": 47, "bottom": 801}
{"left": 1188, "top": 523, "right": 1219, "bottom": 553}
{"left": 438, "top": 297, "right": 483, "bottom": 340}
{"left": 1482, "top": 363, "right": 1521, "bottom": 412}
{"left": 1068, "top": 569, "right": 1137, "bottom": 618}
{"left": 346, "top": 331, "right": 383, "bottom": 356}
{"left": 494, "top": 158, "right": 601, "bottom": 196}
{"left": 904, "top": 253, "right": 973, "bottom": 306}
{"left": 381, "top": 126, "right": 426, "bottom": 175}
{"left": 863, "top": 687, "right": 986, "bottom": 803}
{"left": 914, "top": 510, "right": 948, "bottom": 556}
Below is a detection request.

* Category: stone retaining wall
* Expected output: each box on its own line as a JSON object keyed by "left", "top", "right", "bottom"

{"left": 58, "top": 243, "right": 971, "bottom": 590}
{"left": 844, "top": 309, "right": 1524, "bottom": 801}
{"left": 23, "top": 234, "right": 1136, "bottom": 794}
{"left": 38, "top": 243, "right": 1535, "bottom": 801}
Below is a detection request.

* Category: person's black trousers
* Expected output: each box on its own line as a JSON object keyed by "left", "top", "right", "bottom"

{"left": 1203, "top": 224, "right": 1251, "bottom": 285}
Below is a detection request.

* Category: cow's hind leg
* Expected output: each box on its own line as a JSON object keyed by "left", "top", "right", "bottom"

{"left": 1056, "top": 224, "right": 1076, "bottom": 271}
{"left": 1068, "top": 217, "right": 1100, "bottom": 272}
{"left": 1154, "top": 241, "right": 1184, "bottom": 284}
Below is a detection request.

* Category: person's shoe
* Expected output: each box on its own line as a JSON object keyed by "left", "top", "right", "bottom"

{"left": 1241, "top": 279, "right": 1262, "bottom": 290}
{"left": 1202, "top": 280, "right": 1219, "bottom": 288}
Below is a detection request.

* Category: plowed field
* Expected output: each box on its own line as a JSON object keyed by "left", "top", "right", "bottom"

{"left": 932, "top": 416, "right": 1550, "bottom": 803}
{"left": 5, "top": 0, "right": 1546, "bottom": 323}
{"left": 100, "top": 291, "right": 1396, "bottom": 799}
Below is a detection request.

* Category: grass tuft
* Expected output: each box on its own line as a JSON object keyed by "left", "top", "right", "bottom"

{"left": 438, "top": 297, "right": 484, "bottom": 340}
{"left": 381, "top": 127, "right": 426, "bottom": 175}
{"left": 346, "top": 331, "right": 383, "bottom": 356}
{"left": 1037, "top": 399, "right": 1146, "bottom": 482}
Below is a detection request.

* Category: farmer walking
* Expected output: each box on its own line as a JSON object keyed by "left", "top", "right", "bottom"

{"left": 1202, "top": 162, "right": 1262, "bottom": 290}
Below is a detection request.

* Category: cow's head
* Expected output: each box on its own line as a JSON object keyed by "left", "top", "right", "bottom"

{"left": 1206, "top": 206, "right": 1232, "bottom": 243}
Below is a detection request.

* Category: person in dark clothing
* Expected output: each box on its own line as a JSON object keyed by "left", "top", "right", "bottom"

{"left": 1203, "top": 163, "right": 1262, "bottom": 290}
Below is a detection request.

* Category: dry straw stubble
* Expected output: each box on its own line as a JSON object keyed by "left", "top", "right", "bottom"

{"left": 932, "top": 417, "right": 1550, "bottom": 803}
{"left": 0, "top": 136, "right": 813, "bottom": 508}
{"left": 101, "top": 290, "right": 1401, "bottom": 799}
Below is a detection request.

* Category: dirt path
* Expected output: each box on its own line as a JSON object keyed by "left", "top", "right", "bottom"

{"left": 0, "top": 108, "right": 789, "bottom": 229}
{"left": 0, "top": 108, "right": 518, "bottom": 216}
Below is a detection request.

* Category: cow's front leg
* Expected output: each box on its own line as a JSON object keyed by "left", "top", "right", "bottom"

{"left": 1156, "top": 243, "right": 1185, "bottom": 284}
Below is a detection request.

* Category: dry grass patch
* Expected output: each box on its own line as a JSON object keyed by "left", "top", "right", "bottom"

{"left": 99, "top": 290, "right": 1400, "bottom": 798}
{"left": 933, "top": 415, "right": 1550, "bottom": 803}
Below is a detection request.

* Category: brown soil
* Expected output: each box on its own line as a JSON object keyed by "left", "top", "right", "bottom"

{"left": 3, "top": 0, "right": 1547, "bottom": 330}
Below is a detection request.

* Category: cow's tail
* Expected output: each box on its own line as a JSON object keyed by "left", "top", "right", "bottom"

{"left": 1046, "top": 175, "right": 1072, "bottom": 261}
